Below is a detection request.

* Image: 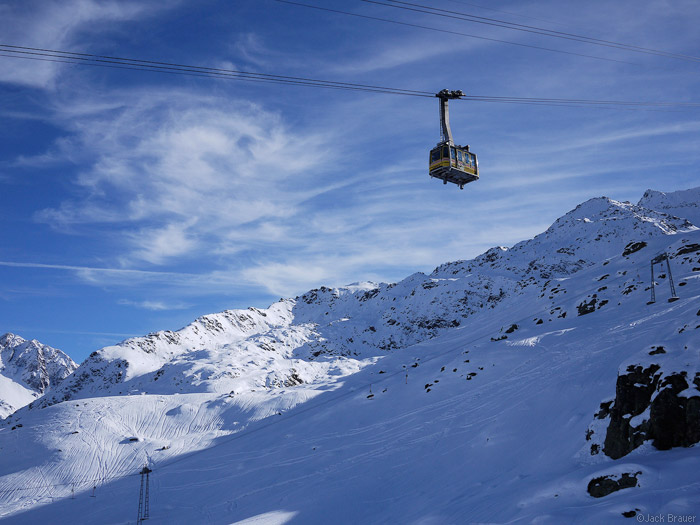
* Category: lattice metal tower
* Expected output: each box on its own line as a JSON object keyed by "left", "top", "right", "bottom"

{"left": 137, "top": 465, "right": 152, "bottom": 523}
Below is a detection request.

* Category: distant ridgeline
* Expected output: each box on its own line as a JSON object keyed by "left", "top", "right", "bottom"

{"left": 0, "top": 186, "right": 699, "bottom": 522}
{"left": 0, "top": 333, "right": 77, "bottom": 419}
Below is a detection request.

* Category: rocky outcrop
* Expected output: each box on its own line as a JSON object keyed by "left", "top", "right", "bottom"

{"left": 587, "top": 471, "right": 641, "bottom": 498}
{"left": 648, "top": 372, "right": 700, "bottom": 451}
{"left": 597, "top": 361, "right": 700, "bottom": 459}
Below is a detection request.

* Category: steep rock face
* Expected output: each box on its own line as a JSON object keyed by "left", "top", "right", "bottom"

{"left": 590, "top": 350, "right": 700, "bottom": 460}
{"left": 649, "top": 372, "right": 700, "bottom": 451}
{"left": 602, "top": 363, "right": 662, "bottom": 459}
{"left": 0, "top": 333, "right": 77, "bottom": 418}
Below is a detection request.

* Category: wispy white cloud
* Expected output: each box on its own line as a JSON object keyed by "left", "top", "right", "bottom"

{"left": 325, "top": 33, "right": 484, "bottom": 75}
{"left": 0, "top": 259, "right": 261, "bottom": 295}
{"left": 528, "top": 121, "right": 700, "bottom": 156}
{"left": 127, "top": 220, "right": 201, "bottom": 266}
{"left": 117, "top": 299, "right": 191, "bottom": 311}
{"left": 0, "top": 0, "right": 171, "bottom": 89}
{"left": 231, "top": 33, "right": 275, "bottom": 69}
{"left": 29, "top": 87, "right": 337, "bottom": 266}
{"left": 0, "top": 261, "right": 196, "bottom": 280}
{"left": 6, "top": 0, "right": 700, "bottom": 306}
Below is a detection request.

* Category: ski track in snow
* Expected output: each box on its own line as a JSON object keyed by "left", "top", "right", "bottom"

{"left": 0, "top": 187, "right": 699, "bottom": 523}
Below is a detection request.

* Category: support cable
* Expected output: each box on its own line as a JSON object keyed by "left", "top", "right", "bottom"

{"left": 2, "top": 45, "right": 700, "bottom": 111}
{"left": 272, "top": 0, "right": 637, "bottom": 65}
{"left": 366, "top": 0, "right": 700, "bottom": 63}
{"left": 0, "top": 44, "right": 434, "bottom": 97}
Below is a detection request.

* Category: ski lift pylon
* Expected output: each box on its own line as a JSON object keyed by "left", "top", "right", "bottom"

{"left": 647, "top": 252, "right": 679, "bottom": 304}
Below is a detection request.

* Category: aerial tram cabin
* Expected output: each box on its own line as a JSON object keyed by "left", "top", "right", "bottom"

{"left": 429, "top": 89, "right": 479, "bottom": 189}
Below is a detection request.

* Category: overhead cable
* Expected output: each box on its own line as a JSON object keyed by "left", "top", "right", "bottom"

{"left": 368, "top": 0, "right": 700, "bottom": 63}
{"left": 0, "top": 44, "right": 434, "bottom": 97}
{"left": 272, "top": 0, "right": 637, "bottom": 65}
{"left": 443, "top": 0, "right": 566, "bottom": 27}
{"left": 1, "top": 44, "right": 700, "bottom": 111}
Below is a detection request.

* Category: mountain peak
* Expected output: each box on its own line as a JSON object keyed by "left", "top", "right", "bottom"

{"left": 15, "top": 187, "right": 700, "bottom": 411}
{"left": 2, "top": 187, "right": 700, "bottom": 522}
{"left": 637, "top": 186, "right": 700, "bottom": 225}
{"left": 0, "top": 333, "right": 77, "bottom": 418}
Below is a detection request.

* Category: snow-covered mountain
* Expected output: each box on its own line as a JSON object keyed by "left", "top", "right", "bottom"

{"left": 0, "top": 333, "right": 77, "bottom": 419}
{"left": 0, "top": 186, "right": 698, "bottom": 524}
{"left": 638, "top": 186, "right": 700, "bottom": 225}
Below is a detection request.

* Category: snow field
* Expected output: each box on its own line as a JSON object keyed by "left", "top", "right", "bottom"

{"left": 0, "top": 187, "right": 698, "bottom": 523}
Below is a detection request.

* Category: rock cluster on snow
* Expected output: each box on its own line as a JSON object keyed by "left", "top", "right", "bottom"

{"left": 587, "top": 471, "right": 641, "bottom": 498}
{"left": 597, "top": 358, "right": 700, "bottom": 459}
{"left": 1, "top": 186, "right": 700, "bottom": 522}
{"left": 28, "top": 188, "right": 700, "bottom": 418}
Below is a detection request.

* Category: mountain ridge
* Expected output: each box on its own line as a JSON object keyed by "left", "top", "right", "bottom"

{"left": 1, "top": 186, "right": 698, "bottom": 523}
{"left": 33, "top": 189, "right": 699, "bottom": 408}
{"left": 0, "top": 333, "right": 77, "bottom": 419}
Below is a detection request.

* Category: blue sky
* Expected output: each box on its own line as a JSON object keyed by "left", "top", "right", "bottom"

{"left": 1, "top": 0, "right": 699, "bottom": 362}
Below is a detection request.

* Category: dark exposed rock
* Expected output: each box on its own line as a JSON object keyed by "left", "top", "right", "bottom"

{"left": 358, "top": 288, "right": 380, "bottom": 302}
{"left": 604, "top": 364, "right": 660, "bottom": 459}
{"left": 595, "top": 400, "right": 613, "bottom": 420}
{"left": 577, "top": 296, "right": 597, "bottom": 316}
{"left": 649, "top": 374, "right": 700, "bottom": 451}
{"left": 587, "top": 472, "right": 641, "bottom": 498}
{"left": 602, "top": 363, "right": 700, "bottom": 459}
{"left": 622, "top": 241, "right": 647, "bottom": 256}
{"left": 415, "top": 318, "right": 460, "bottom": 330}
{"left": 649, "top": 346, "right": 666, "bottom": 355}
{"left": 676, "top": 243, "right": 700, "bottom": 256}
{"left": 621, "top": 284, "right": 637, "bottom": 295}
{"left": 284, "top": 371, "right": 304, "bottom": 387}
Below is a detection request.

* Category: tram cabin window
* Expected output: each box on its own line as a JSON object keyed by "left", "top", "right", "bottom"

{"left": 431, "top": 149, "right": 440, "bottom": 163}
{"left": 442, "top": 145, "right": 450, "bottom": 158}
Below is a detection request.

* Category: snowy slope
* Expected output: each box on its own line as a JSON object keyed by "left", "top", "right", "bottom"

{"left": 0, "top": 187, "right": 699, "bottom": 524}
{"left": 32, "top": 192, "right": 697, "bottom": 409}
{"left": 0, "top": 334, "right": 77, "bottom": 419}
{"left": 638, "top": 186, "right": 700, "bottom": 225}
